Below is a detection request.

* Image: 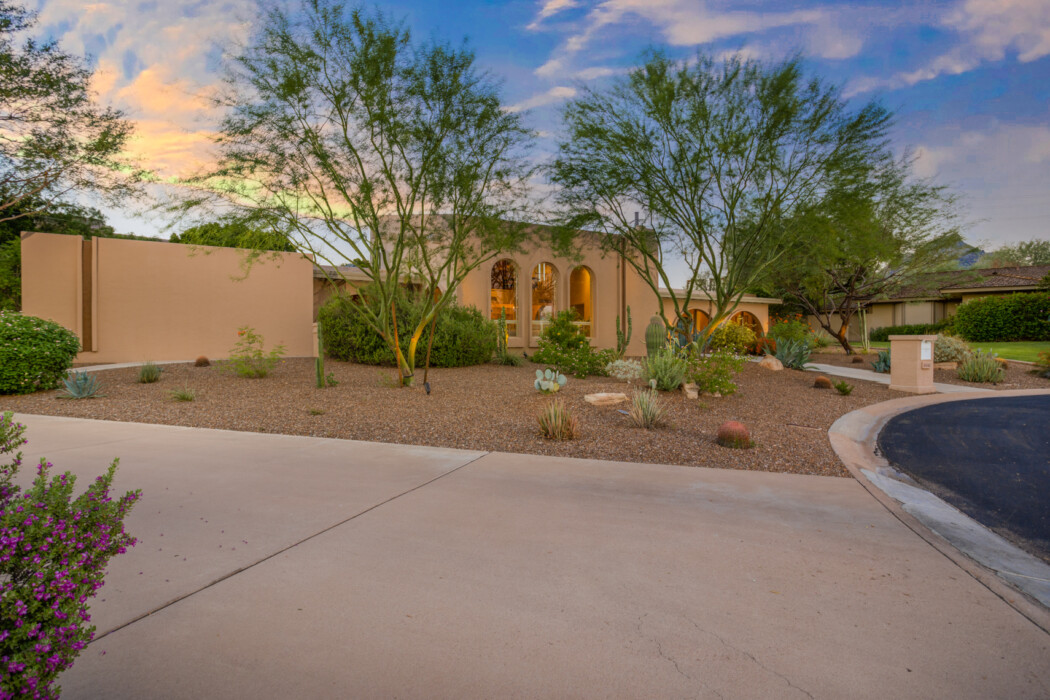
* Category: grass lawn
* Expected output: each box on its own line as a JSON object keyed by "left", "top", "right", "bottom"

{"left": 868, "top": 340, "right": 1048, "bottom": 362}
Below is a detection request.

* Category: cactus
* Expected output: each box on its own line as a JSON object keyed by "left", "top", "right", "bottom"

{"left": 615, "top": 306, "right": 632, "bottom": 359}
{"left": 534, "top": 368, "right": 568, "bottom": 394}
{"left": 813, "top": 375, "right": 832, "bottom": 389}
{"left": 496, "top": 307, "right": 508, "bottom": 356}
{"left": 316, "top": 324, "right": 326, "bottom": 388}
{"left": 870, "top": 350, "right": 891, "bottom": 374}
{"left": 716, "top": 420, "right": 752, "bottom": 449}
{"left": 645, "top": 314, "right": 665, "bottom": 358}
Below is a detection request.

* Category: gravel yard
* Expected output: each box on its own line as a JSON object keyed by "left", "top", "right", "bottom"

{"left": 0, "top": 358, "right": 928, "bottom": 477}
{"left": 811, "top": 352, "right": 1050, "bottom": 391}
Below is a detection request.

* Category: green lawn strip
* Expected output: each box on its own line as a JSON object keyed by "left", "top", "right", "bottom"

{"left": 867, "top": 340, "right": 1048, "bottom": 362}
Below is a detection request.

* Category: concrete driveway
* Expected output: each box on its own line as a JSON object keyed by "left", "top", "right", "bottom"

{"left": 11, "top": 414, "right": 1050, "bottom": 699}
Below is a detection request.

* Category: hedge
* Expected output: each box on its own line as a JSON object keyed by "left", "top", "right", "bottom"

{"left": 953, "top": 292, "right": 1050, "bottom": 342}
{"left": 869, "top": 318, "right": 954, "bottom": 342}
{"left": 0, "top": 311, "right": 81, "bottom": 394}
{"left": 318, "top": 289, "right": 497, "bottom": 367}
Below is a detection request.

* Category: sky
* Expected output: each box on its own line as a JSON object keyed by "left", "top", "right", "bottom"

{"left": 24, "top": 0, "right": 1050, "bottom": 253}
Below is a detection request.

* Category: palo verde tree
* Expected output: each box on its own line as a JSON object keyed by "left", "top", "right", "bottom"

{"left": 184, "top": 0, "right": 533, "bottom": 386}
{"left": 767, "top": 149, "right": 964, "bottom": 354}
{"left": 551, "top": 51, "right": 891, "bottom": 337}
{"left": 0, "top": 1, "right": 138, "bottom": 226}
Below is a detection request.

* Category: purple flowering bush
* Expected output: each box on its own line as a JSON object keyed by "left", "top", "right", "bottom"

{"left": 1, "top": 412, "right": 140, "bottom": 699}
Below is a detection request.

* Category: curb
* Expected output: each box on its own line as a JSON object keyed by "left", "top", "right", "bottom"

{"left": 829, "top": 389, "right": 1050, "bottom": 635}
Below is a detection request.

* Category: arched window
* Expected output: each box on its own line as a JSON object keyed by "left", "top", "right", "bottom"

{"left": 691, "top": 309, "right": 711, "bottom": 335}
{"left": 490, "top": 260, "right": 518, "bottom": 336}
{"left": 531, "top": 262, "right": 558, "bottom": 336}
{"left": 569, "top": 266, "right": 594, "bottom": 337}
{"left": 731, "top": 310, "right": 763, "bottom": 337}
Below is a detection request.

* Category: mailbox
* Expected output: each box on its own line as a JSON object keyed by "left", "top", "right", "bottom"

{"left": 888, "top": 335, "right": 937, "bottom": 394}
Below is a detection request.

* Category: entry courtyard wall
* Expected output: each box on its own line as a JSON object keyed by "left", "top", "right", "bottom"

{"left": 21, "top": 232, "right": 315, "bottom": 364}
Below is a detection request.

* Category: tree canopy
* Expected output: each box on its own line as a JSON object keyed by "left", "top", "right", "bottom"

{"left": 551, "top": 51, "right": 891, "bottom": 338}
{"left": 169, "top": 221, "right": 295, "bottom": 252}
{"left": 978, "top": 239, "right": 1050, "bottom": 268}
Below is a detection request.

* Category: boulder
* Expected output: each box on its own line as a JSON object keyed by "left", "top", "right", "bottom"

{"left": 584, "top": 392, "right": 628, "bottom": 406}
{"left": 681, "top": 382, "right": 699, "bottom": 400}
{"left": 758, "top": 355, "right": 783, "bottom": 371}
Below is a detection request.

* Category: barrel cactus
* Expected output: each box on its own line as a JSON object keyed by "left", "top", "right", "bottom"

{"left": 645, "top": 315, "right": 665, "bottom": 358}
{"left": 535, "top": 368, "right": 568, "bottom": 394}
{"left": 716, "top": 421, "right": 752, "bottom": 449}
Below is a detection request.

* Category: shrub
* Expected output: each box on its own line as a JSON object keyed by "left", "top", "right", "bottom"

{"left": 194, "top": 356, "right": 211, "bottom": 367}
{"left": 769, "top": 338, "right": 812, "bottom": 370}
{"left": 811, "top": 332, "right": 832, "bottom": 349}
{"left": 708, "top": 323, "right": 756, "bottom": 354}
{"left": 532, "top": 310, "right": 614, "bottom": 377}
{"left": 1035, "top": 351, "right": 1050, "bottom": 379}
{"left": 58, "top": 371, "right": 103, "bottom": 399}
{"left": 934, "top": 334, "right": 971, "bottom": 364}
{"left": 953, "top": 292, "right": 1050, "bottom": 342}
{"left": 318, "top": 289, "right": 497, "bottom": 368}
{"left": 644, "top": 346, "right": 688, "bottom": 391}
{"left": 833, "top": 380, "right": 854, "bottom": 395}
{"left": 222, "top": 326, "right": 286, "bottom": 378}
{"left": 716, "top": 421, "right": 752, "bottom": 448}
{"left": 606, "top": 358, "right": 644, "bottom": 384}
{"left": 629, "top": 389, "right": 667, "bottom": 429}
{"left": 537, "top": 399, "right": 578, "bottom": 440}
{"left": 0, "top": 312, "right": 80, "bottom": 395}
{"left": 0, "top": 412, "right": 140, "bottom": 699}
{"left": 957, "top": 350, "right": 1004, "bottom": 383}
{"left": 494, "top": 352, "right": 524, "bottom": 367}
{"left": 767, "top": 315, "right": 812, "bottom": 346}
{"left": 138, "top": 361, "right": 163, "bottom": 384}
{"left": 688, "top": 348, "right": 745, "bottom": 397}
{"left": 169, "top": 387, "right": 196, "bottom": 402}
{"left": 869, "top": 318, "right": 954, "bottom": 342}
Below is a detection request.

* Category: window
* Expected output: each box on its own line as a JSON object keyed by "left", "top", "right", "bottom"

{"left": 731, "top": 310, "right": 762, "bottom": 336}
{"left": 531, "top": 262, "right": 558, "bottom": 336}
{"left": 691, "top": 309, "right": 711, "bottom": 335}
{"left": 490, "top": 260, "right": 518, "bottom": 336}
{"left": 569, "top": 266, "right": 594, "bottom": 337}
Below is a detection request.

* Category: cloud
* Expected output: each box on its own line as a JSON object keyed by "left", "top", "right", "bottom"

{"left": 527, "top": 0, "right": 581, "bottom": 29}
{"left": 505, "top": 86, "right": 577, "bottom": 113}
{"left": 847, "top": 0, "right": 1050, "bottom": 95}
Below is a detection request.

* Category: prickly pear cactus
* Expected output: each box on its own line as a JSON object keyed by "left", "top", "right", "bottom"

{"left": 534, "top": 368, "right": 568, "bottom": 394}
{"left": 645, "top": 315, "right": 665, "bottom": 358}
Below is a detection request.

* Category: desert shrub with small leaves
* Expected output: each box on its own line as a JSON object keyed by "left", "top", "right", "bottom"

{"left": 957, "top": 350, "right": 1004, "bottom": 383}
{"left": 708, "top": 323, "right": 756, "bottom": 355}
{"left": 223, "top": 326, "right": 286, "bottom": 378}
{"left": 644, "top": 346, "right": 688, "bottom": 391}
{"left": 934, "top": 334, "right": 971, "bottom": 364}
{"left": 606, "top": 358, "right": 643, "bottom": 384}
{"left": 833, "top": 380, "right": 854, "bottom": 395}
{"left": 688, "top": 348, "right": 745, "bottom": 396}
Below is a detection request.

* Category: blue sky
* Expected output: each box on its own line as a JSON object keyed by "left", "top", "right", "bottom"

{"left": 27, "top": 0, "right": 1050, "bottom": 252}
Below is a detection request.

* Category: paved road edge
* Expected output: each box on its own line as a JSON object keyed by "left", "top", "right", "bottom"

{"left": 828, "top": 389, "right": 1050, "bottom": 635}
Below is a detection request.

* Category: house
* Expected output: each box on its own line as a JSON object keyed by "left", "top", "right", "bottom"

{"left": 826, "top": 264, "right": 1050, "bottom": 342}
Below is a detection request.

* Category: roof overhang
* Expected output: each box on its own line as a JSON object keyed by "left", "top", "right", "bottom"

{"left": 657, "top": 288, "right": 781, "bottom": 305}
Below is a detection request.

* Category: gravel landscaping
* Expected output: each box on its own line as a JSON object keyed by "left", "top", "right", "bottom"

{"left": 811, "top": 352, "right": 1050, "bottom": 390}
{"left": 0, "top": 358, "right": 925, "bottom": 478}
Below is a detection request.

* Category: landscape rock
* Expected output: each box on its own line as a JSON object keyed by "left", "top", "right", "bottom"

{"left": 758, "top": 355, "right": 783, "bottom": 371}
{"left": 584, "top": 392, "right": 628, "bottom": 406}
{"left": 681, "top": 382, "right": 699, "bottom": 400}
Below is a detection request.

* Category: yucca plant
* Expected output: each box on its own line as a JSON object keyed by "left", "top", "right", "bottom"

{"left": 138, "top": 361, "right": 163, "bottom": 384}
{"left": 768, "top": 338, "right": 812, "bottom": 370}
{"left": 957, "top": 350, "right": 1004, "bottom": 384}
{"left": 628, "top": 389, "right": 667, "bottom": 429}
{"left": 59, "top": 371, "right": 103, "bottom": 399}
{"left": 537, "top": 398, "right": 579, "bottom": 440}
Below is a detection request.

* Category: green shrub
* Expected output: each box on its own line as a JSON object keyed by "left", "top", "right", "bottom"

{"left": 957, "top": 350, "right": 1004, "bottom": 383}
{"left": 869, "top": 319, "right": 954, "bottom": 342}
{"left": 0, "top": 312, "right": 80, "bottom": 394}
{"left": 644, "top": 346, "right": 688, "bottom": 391}
{"left": 532, "top": 309, "right": 614, "bottom": 377}
{"left": 688, "top": 347, "right": 746, "bottom": 396}
{"left": 934, "top": 334, "right": 971, "bottom": 363}
{"left": 628, "top": 389, "right": 667, "bottom": 429}
{"left": 606, "top": 358, "right": 644, "bottom": 383}
{"left": 953, "top": 292, "right": 1050, "bottom": 342}
{"left": 1, "top": 412, "right": 140, "bottom": 699}
{"left": 1035, "top": 350, "right": 1050, "bottom": 379}
{"left": 767, "top": 316, "right": 811, "bottom": 346}
{"left": 222, "top": 326, "right": 286, "bottom": 378}
{"left": 833, "top": 380, "right": 853, "bottom": 396}
{"left": 708, "top": 323, "right": 756, "bottom": 354}
{"left": 138, "top": 361, "right": 163, "bottom": 384}
{"left": 318, "top": 288, "right": 497, "bottom": 368}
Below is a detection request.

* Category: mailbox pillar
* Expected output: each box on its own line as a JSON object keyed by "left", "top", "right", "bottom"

{"left": 888, "top": 335, "right": 937, "bottom": 394}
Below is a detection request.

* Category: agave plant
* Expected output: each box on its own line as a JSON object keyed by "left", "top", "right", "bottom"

{"left": 535, "top": 368, "right": 568, "bottom": 394}
{"left": 871, "top": 350, "right": 891, "bottom": 374}
{"left": 59, "top": 371, "right": 103, "bottom": 399}
{"left": 768, "top": 338, "right": 812, "bottom": 370}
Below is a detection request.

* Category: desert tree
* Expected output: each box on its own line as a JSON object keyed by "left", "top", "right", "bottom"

{"left": 978, "top": 239, "right": 1050, "bottom": 268}
{"left": 767, "top": 149, "right": 964, "bottom": 353}
{"left": 550, "top": 51, "right": 891, "bottom": 337}
{"left": 0, "top": 1, "right": 138, "bottom": 224}
{"left": 182, "top": 0, "right": 534, "bottom": 385}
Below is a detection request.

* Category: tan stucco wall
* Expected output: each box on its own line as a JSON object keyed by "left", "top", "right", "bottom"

{"left": 20, "top": 232, "right": 83, "bottom": 339}
{"left": 21, "top": 233, "right": 315, "bottom": 363}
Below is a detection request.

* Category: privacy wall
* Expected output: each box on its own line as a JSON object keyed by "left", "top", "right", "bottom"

{"left": 21, "top": 232, "right": 314, "bottom": 363}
